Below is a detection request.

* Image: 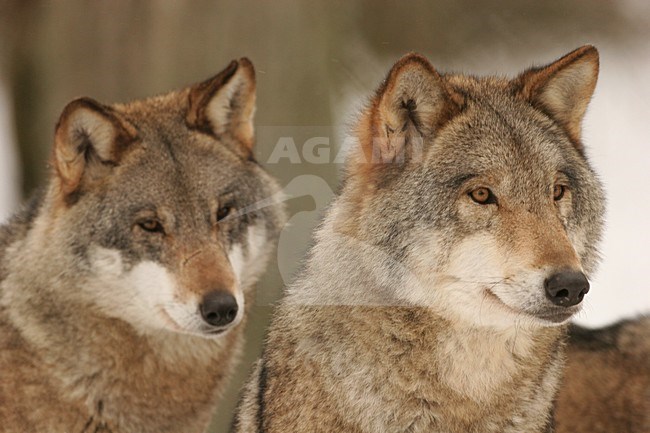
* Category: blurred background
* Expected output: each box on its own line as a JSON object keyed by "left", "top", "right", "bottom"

{"left": 0, "top": 1, "right": 649, "bottom": 431}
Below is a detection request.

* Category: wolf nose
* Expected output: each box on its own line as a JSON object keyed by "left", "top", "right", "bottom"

{"left": 544, "top": 270, "right": 590, "bottom": 307}
{"left": 200, "top": 291, "right": 239, "bottom": 327}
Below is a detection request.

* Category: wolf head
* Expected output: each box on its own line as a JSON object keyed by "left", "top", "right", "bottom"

{"left": 36, "top": 58, "right": 285, "bottom": 338}
{"left": 335, "top": 46, "right": 604, "bottom": 327}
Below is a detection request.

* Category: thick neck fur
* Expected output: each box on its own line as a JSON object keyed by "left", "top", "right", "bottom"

{"left": 280, "top": 200, "right": 565, "bottom": 432}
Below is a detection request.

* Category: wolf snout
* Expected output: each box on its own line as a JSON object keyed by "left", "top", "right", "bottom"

{"left": 544, "top": 270, "right": 590, "bottom": 307}
{"left": 199, "top": 291, "right": 239, "bottom": 327}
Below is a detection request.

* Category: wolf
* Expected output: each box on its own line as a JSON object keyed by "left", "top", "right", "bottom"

{"left": 230, "top": 46, "right": 604, "bottom": 433}
{"left": 0, "top": 58, "right": 286, "bottom": 432}
{"left": 556, "top": 316, "right": 650, "bottom": 433}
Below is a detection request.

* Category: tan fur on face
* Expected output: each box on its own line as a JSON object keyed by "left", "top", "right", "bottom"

{"left": 177, "top": 245, "right": 237, "bottom": 299}
{"left": 501, "top": 207, "right": 582, "bottom": 271}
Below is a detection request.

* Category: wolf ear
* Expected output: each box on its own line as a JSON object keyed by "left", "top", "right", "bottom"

{"left": 186, "top": 58, "right": 256, "bottom": 158}
{"left": 53, "top": 97, "right": 137, "bottom": 198}
{"left": 518, "top": 45, "right": 599, "bottom": 146}
{"left": 362, "top": 53, "right": 456, "bottom": 165}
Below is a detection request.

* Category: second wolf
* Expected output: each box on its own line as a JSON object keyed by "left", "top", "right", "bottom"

{"left": 231, "top": 46, "right": 604, "bottom": 433}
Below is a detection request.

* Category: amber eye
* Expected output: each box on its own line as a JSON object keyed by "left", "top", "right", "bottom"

{"left": 469, "top": 187, "right": 497, "bottom": 205}
{"left": 138, "top": 219, "right": 164, "bottom": 234}
{"left": 553, "top": 184, "right": 566, "bottom": 201}
{"left": 216, "top": 203, "right": 235, "bottom": 222}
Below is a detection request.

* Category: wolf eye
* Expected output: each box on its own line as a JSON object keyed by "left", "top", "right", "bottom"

{"left": 553, "top": 184, "right": 566, "bottom": 201}
{"left": 138, "top": 219, "right": 164, "bottom": 234}
{"left": 216, "top": 203, "right": 235, "bottom": 222}
{"left": 469, "top": 187, "right": 497, "bottom": 205}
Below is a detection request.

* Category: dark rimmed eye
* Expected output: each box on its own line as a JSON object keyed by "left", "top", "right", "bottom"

{"left": 138, "top": 219, "right": 164, "bottom": 234}
{"left": 216, "top": 203, "right": 235, "bottom": 222}
{"left": 469, "top": 187, "right": 497, "bottom": 205}
{"left": 553, "top": 184, "right": 567, "bottom": 201}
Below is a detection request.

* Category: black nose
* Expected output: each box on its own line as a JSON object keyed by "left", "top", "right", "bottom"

{"left": 199, "top": 291, "right": 239, "bottom": 327}
{"left": 544, "top": 270, "right": 590, "bottom": 307}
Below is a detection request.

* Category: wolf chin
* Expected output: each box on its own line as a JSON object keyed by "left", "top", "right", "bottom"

{"left": 0, "top": 58, "right": 286, "bottom": 432}
{"left": 231, "top": 46, "right": 605, "bottom": 433}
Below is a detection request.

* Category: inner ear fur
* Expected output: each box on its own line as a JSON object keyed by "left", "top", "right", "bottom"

{"left": 517, "top": 45, "right": 599, "bottom": 148}
{"left": 53, "top": 97, "right": 137, "bottom": 197}
{"left": 361, "top": 53, "right": 457, "bottom": 167}
{"left": 186, "top": 57, "right": 257, "bottom": 158}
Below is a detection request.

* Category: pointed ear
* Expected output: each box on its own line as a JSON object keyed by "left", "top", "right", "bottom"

{"left": 518, "top": 45, "right": 599, "bottom": 146}
{"left": 186, "top": 58, "right": 256, "bottom": 158}
{"left": 363, "top": 53, "right": 457, "bottom": 165}
{"left": 53, "top": 97, "right": 137, "bottom": 198}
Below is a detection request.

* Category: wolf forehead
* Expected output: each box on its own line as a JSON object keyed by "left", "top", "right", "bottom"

{"left": 78, "top": 96, "right": 268, "bottom": 215}
{"left": 427, "top": 77, "right": 582, "bottom": 173}
{"left": 105, "top": 104, "right": 255, "bottom": 189}
{"left": 389, "top": 78, "right": 598, "bottom": 215}
{"left": 110, "top": 94, "right": 239, "bottom": 161}
{"left": 75, "top": 96, "right": 272, "bottom": 219}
